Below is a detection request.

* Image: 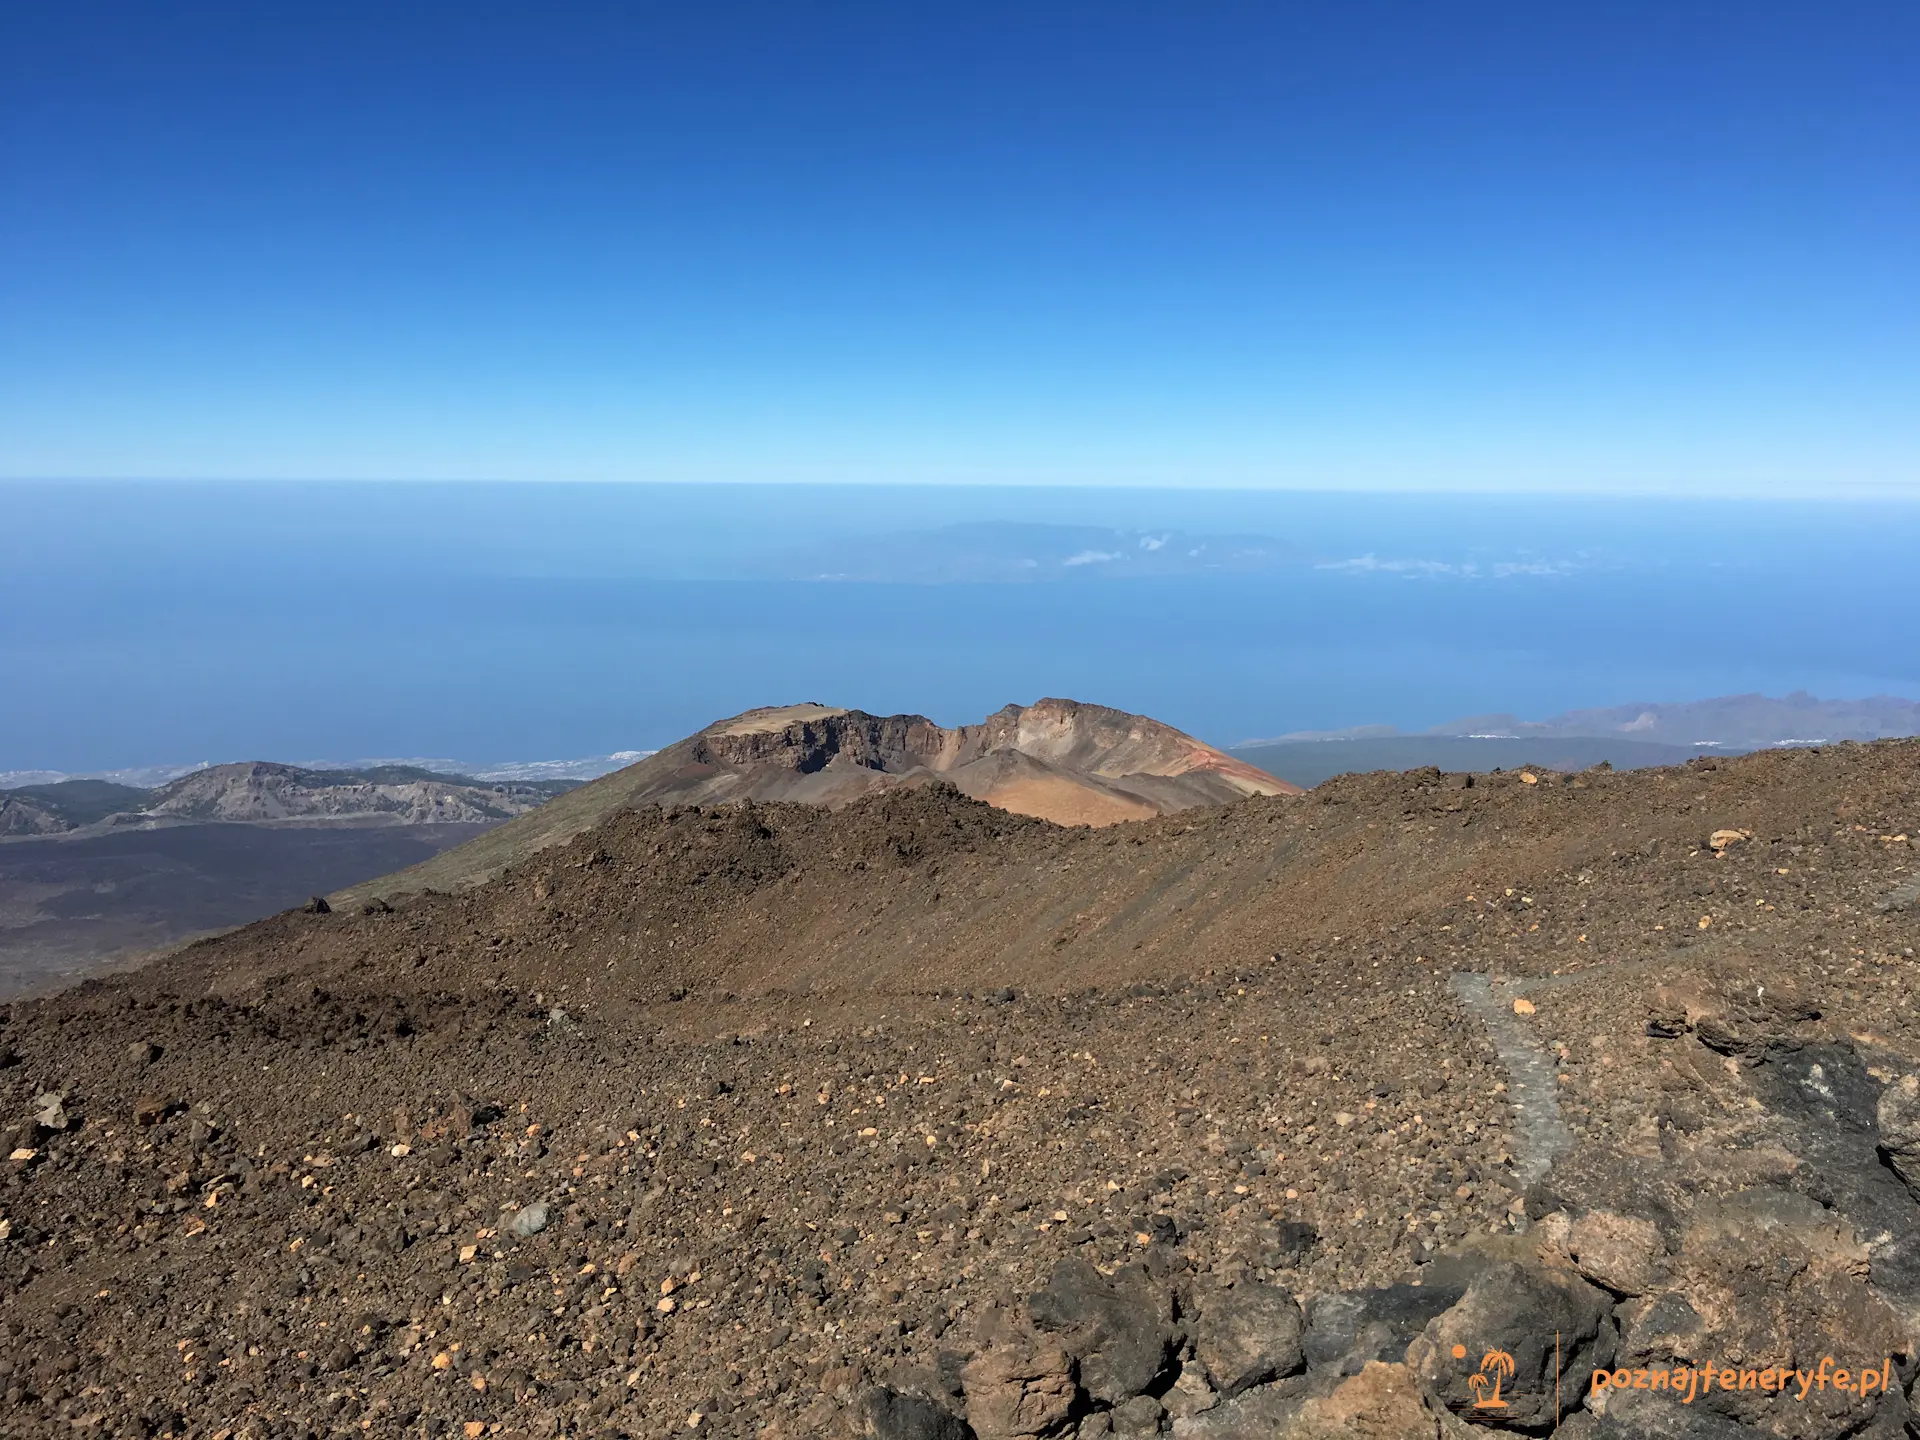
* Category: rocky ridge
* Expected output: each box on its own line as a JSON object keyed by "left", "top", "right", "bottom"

{"left": 0, "top": 792, "right": 67, "bottom": 837}
{"left": 1, "top": 764, "right": 554, "bottom": 837}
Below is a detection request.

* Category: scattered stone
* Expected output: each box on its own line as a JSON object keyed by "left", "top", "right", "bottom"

{"left": 508, "top": 1202, "right": 551, "bottom": 1238}
{"left": 303, "top": 894, "right": 331, "bottom": 914}
{"left": 32, "top": 1092, "right": 70, "bottom": 1132}
{"left": 132, "top": 1094, "right": 168, "bottom": 1127}
{"left": 1264, "top": 1220, "right": 1319, "bottom": 1266}
{"left": 126, "top": 1040, "right": 161, "bottom": 1066}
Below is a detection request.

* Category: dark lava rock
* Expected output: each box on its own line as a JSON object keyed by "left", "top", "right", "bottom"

{"left": 850, "top": 1385, "right": 976, "bottom": 1439}
{"left": 1193, "top": 1281, "right": 1305, "bottom": 1398}
{"left": 1407, "top": 1256, "right": 1617, "bottom": 1431}
{"left": 1302, "top": 1279, "right": 1465, "bottom": 1377}
{"left": 1026, "top": 1257, "right": 1174, "bottom": 1406}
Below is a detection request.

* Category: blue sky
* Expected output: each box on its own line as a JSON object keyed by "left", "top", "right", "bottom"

{"left": 3, "top": 2, "right": 1916, "bottom": 494}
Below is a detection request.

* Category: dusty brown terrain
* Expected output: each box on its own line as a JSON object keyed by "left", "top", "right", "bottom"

{"left": 342, "top": 700, "right": 1297, "bottom": 907}
{"left": 1, "top": 740, "right": 1917, "bottom": 1438}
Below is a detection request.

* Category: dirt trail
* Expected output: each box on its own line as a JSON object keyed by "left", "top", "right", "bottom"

{"left": 1447, "top": 973, "right": 1574, "bottom": 1191}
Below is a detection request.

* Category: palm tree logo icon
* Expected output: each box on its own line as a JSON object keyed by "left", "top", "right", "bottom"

{"left": 1468, "top": 1350, "right": 1515, "bottom": 1409}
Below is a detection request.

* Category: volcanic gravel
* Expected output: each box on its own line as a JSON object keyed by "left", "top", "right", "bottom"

{"left": 1, "top": 740, "right": 1917, "bottom": 1437}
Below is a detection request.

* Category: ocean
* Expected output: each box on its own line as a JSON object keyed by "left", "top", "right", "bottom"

{"left": 3, "top": 481, "right": 1916, "bottom": 772}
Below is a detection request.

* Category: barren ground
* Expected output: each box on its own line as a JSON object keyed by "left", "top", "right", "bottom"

{"left": 1, "top": 742, "right": 1917, "bottom": 1438}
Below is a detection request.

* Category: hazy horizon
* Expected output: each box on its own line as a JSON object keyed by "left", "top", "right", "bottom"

{"left": 5, "top": 480, "right": 1917, "bottom": 774}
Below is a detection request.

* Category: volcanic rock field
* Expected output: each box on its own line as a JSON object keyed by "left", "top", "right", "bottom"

{"left": 2, "top": 740, "right": 1918, "bottom": 1438}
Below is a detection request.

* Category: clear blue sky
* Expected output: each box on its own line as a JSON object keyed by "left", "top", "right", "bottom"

{"left": 3, "top": 2, "right": 1915, "bottom": 494}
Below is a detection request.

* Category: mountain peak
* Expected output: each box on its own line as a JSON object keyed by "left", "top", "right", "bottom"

{"left": 338, "top": 699, "right": 1297, "bottom": 904}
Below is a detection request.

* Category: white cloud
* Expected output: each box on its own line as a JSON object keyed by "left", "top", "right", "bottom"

{"left": 1317, "top": 554, "right": 1462, "bottom": 577}
{"left": 1317, "top": 553, "right": 1574, "bottom": 579}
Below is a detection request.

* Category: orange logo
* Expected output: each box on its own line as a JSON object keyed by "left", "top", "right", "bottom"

{"left": 1452, "top": 1343, "right": 1516, "bottom": 1409}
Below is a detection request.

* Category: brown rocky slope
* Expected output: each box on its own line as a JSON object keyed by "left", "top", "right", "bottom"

{"left": 338, "top": 699, "right": 1297, "bottom": 907}
{"left": 0, "top": 741, "right": 1917, "bottom": 1438}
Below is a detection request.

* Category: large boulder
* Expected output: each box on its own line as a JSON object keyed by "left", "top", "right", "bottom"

{"left": 850, "top": 1385, "right": 978, "bottom": 1440}
{"left": 1026, "top": 1258, "right": 1176, "bottom": 1407}
{"left": 1645, "top": 970, "right": 1819, "bottom": 1057}
{"left": 1287, "top": 1362, "right": 1457, "bottom": 1438}
{"left": 1405, "top": 1257, "right": 1617, "bottom": 1431}
{"left": 1559, "top": 1398, "right": 1777, "bottom": 1439}
{"left": 1303, "top": 1280, "right": 1467, "bottom": 1378}
{"left": 1567, "top": 1210, "right": 1666, "bottom": 1297}
{"left": 1170, "top": 1383, "right": 1304, "bottom": 1439}
{"left": 963, "top": 1327, "right": 1079, "bottom": 1440}
{"left": 1212, "top": 1361, "right": 1450, "bottom": 1440}
{"left": 1109, "top": 1394, "right": 1165, "bottom": 1436}
{"left": 1194, "top": 1280, "right": 1306, "bottom": 1398}
{"left": 1607, "top": 1188, "right": 1910, "bottom": 1440}
{"left": 1876, "top": 1073, "right": 1920, "bottom": 1198}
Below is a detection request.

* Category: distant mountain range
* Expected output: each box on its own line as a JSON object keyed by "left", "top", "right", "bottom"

{"left": 1231, "top": 691, "right": 1920, "bottom": 788}
{"left": 12, "top": 692, "right": 1915, "bottom": 806}
{"left": 1434, "top": 692, "right": 1920, "bottom": 748}
{"left": 0, "top": 700, "right": 1294, "bottom": 995}
{"left": 0, "top": 762, "right": 574, "bottom": 838}
{"left": 1241, "top": 691, "right": 1920, "bottom": 750}
{"left": 6, "top": 689, "right": 1917, "bottom": 996}
{"left": 0, "top": 751, "right": 653, "bottom": 793}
